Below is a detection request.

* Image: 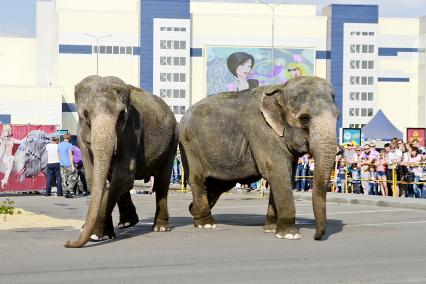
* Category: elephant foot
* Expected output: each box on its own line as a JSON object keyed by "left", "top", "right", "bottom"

{"left": 263, "top": 223, "right": 277, "bottom": 233}
{"left": 275, "top": 225, "right": 301, "bottom": 240}
{"left": 117, "top": 214, "right": 139, "bottom": 229}
{"left": 313, "top": 228, "right": 325, "bottom": 240}
{"left": 152, "top": 219, "right": 171, "bottom": 232}
{"left": 89, "top": 229, "right": 116, "bottom": 242}
{"left": 194, "top": 215, "right": 216, "bottom": 229}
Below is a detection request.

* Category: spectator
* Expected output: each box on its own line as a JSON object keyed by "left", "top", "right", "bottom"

{"left": 359, "top": 158, "right": 370, "bottom": 195}
{"left": 295, "top": 154, "right": 309, "bottom": 191}
{"left": 368, "top": 165, "right": 378, "bottom": 195}
{"left": 171, "top": 152, "right": 181, "bottom": 184}
{"left": 72, "top": 145, "right": 88, "bottom": 196}
{"left": 412, "top": 138, "right": 426, "bottom": 154}
{"left": 408, "top": 147, "right": 422, "bottom": 198}
{"left": 386, "top": 143, "right": 401, "bottom": 197}
{"left": 349, "top": 163, "right": 362, "bottom": 194}
{"left": 361, "top": 144, "right": 379, "bottom": 162}
{"left": 45, "top": 137, "right": 62, "bottom": 196}
{"left": 58, "top": 133, "right": 77, "bottom": 198}
{"left": 375, "top": 152, "right": 388, "bottom": 196}
{"left": 306, "top": 158, "right": 315, "bottom": 191}
{"left": 344, "top": 142, "right": 358, "bottom": 164}
{"left": 334, "top": 158, "right": 347, "bottom": 193}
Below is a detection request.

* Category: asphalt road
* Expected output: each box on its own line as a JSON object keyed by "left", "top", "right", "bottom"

{"left": 1, "top": 192, "right": 426, "bottom": 284}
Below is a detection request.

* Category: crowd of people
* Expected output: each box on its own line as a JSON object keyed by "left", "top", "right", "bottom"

{"left": 295, "top": 138, "right": 426, "bottom": 198}
{"left": 45, "top": 133, "right": 88, "bottom": 198}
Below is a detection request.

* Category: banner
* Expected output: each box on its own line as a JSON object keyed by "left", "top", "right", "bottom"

{"left": 205, "top": 46, "right": 315, "bottom": 96}
{"left": 407, "top": 128, "right": 426, "bottom": 147}
{"left": 0, "top": 124, "right": 57, "bottom": 192}
{"left": 342, "top": 128, "right": 361, "bottom": 146}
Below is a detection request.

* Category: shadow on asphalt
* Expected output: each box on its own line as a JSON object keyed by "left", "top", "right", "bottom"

{"left": 83, "top": 214, "right": 344, "bottom": 247}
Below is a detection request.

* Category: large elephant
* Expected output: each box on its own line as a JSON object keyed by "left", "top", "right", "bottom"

{"left": 65, "top": 75, "right": 178, "bottom": 248}
{"left": 179, "top": 76, "right": 338, "bottom": 240}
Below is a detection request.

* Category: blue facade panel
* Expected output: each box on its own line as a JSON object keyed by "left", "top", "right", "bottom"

{"left": 316, "top": 50, "right": 331, "bottom": 59}
{"left": 378, "top": 47, "right": 423, "bottom": 56}
{"left": 378, "top": 77, "right": 410, "bottom": 82}
{"left": 190, "top": 48, "right": 203, "bottom": 57}
{"left": 326, "top": 5, "right": 378, "bottom": 131}
{"left": 140, "top": 0, "right": 190, "bottom": 92}
{"left": 62, "top": 103, "right": 76, "bottom": 112}
{"left": 0, "top": 114, "right": 11, "bottom": 124}
{"left": 59, "top": 44, "right": 92, "bottom": 54}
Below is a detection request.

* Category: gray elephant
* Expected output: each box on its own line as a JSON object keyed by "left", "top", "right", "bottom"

{"left": 179, "top": 76, "right": 338, "bottom": 240}
{"left": 65, "top": 75, "right": 178, "bottom": 248}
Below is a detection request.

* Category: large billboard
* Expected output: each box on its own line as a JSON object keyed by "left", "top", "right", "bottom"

{"left": 205, "top": 46, "right": 316, "bottom": 96}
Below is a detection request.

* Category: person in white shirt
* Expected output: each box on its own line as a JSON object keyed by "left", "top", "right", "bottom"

{"left": 45, "top": 137, "right": 63, "bottom": 196}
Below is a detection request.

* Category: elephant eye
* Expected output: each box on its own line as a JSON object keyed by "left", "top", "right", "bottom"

{"left": 299, "top": 114, "right": 311, "bottom": 126}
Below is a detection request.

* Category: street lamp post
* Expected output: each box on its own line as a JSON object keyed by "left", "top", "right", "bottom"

{"left": 255, "top": 0, "right": 286, "bottom": 84}
{"left": 82, "top": 33, "right": 112, "bottom": 75}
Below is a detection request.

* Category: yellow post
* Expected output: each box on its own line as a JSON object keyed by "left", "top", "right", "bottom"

{"left": 181, "top": 163, "right": 185, "bottom": 194}
{"left": 345, "top": 168, "right": 348, "bottom": 194}
{"left": 392, "top": 167, "right": 397, "bottom": 197}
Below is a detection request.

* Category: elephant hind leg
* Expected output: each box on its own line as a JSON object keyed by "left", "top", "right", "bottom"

{"left": 117, "top": 191, "right": 139, "bottom": 229}
{"left": 152, "top": 167, "right": 173, "bottom": 232}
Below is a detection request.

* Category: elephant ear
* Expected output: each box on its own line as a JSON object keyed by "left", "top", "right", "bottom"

{"left": 260, "top": 88, "right": 285, "bottom": 137}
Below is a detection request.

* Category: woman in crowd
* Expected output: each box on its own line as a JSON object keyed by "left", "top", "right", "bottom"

{"left": 375, "top": 151, "right": 388, "bottom": 196}
{"left": 408, "top": 147, "right": 422, "bottom": 198}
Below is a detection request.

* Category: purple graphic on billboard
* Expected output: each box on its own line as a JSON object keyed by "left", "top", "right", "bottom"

{"left": 206, "top": 46, "right": 315, "bottom": 95}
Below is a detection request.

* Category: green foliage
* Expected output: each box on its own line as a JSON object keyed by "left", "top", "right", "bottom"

{"left": 0, "top": 199, "right": 21, "bottom": 215}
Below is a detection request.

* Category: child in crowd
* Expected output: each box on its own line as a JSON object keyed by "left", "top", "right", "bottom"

{"left": 349, "top": 163, "right": 362, "bottom": 194}
{"left": 333, "top": 158, "right": 347, "bottom": 193}
{"left": 375, "top": 152, "right": 388, "bottom": 196}
{"left": 368, "top": 165, "right": 378, "bottom": 195}
{"left": 359, "top": 158, "right": 370, "bottom": 195}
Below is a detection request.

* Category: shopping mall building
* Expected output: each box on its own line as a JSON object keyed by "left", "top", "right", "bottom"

{"left": 0, "top": 0, "right": 425, "bottom": 138}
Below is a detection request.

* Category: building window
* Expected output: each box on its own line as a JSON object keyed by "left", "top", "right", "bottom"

{"left": 113, "top": 46, "right": 119, "bottom": 54}
{"left": 173, "top": 106, "right": 179, "bottom": 114}
{"left": 180, "top": 89, "right": 185, "bottom": 98}
{"left": 349, "top": 108, "right": 359, "bottom": 117}
{"left": 179, "top": 106, "right": 186, "bottom": 114}
{"left": 350, "top": 92, "right": 360, "bottom": 101}
{"left": 350, "top": 76, "right": 360, "bottom": 85}
{"left": 126, "top": 46, "right": 132, "bottom": 54}
{"left": 368, "top": 92, "right": 374, "bottom": 101}
{"left": 368, "top": 77, "right": 374, "bottom": 85}
{"left": 368, "top": 45, "right": 374, "bottom": 53}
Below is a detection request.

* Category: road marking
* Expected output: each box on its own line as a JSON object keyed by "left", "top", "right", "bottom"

{"left": 298, "top": 208, "right": 412, "bottom": 216}
{"left": 347, "top": 220, "right": 426, "bottom": 227}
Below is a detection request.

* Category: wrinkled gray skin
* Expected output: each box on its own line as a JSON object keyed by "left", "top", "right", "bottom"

{"left": 65, "top": 75, "right": 178, "bottom": 248}
{"left": 179, "top": 76, "right": 338, "bottom": 240}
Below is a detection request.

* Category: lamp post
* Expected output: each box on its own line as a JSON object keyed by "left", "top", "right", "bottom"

{"left": 255, "top": 0, "right": 286, "bottom": 84}
{"left": 83, "top": 33, "right": 112, "bottom": 75}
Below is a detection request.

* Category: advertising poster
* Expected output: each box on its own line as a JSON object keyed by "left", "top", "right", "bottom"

{"left": 407, "top": 128, "right": 426, "bottom": 147}
{"left": 343, "top": 128, "right": 361, "bottom": 146}
{"left": 0, "top": 124, "right": 57, "bottom": 192}
{"left": 205, "top": 46, "right": 315, "bottom": 96}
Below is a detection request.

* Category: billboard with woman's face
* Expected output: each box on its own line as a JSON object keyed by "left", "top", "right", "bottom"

{"left": 205, "top": 46, "right": 315, "bottom": 96}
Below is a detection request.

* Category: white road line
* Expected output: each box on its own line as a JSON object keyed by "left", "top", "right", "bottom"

{"left": 297, "top": 208, "right": 413, "bottom": 216}
{"left": 347, "top": 220, "right": 426, "bottom": 227}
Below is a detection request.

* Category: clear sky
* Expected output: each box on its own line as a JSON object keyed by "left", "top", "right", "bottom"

{"left": 1, "top": 0, "right": 425, "bottom": 38}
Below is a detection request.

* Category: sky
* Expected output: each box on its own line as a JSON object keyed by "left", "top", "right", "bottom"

{"left": 0, "top": 0, "right": 425, "bottom": 38}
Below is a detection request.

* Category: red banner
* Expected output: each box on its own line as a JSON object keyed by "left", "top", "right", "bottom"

{"left": 0, "top": 124, "right": 57, "bottom": 193}
{"left": 407, "top": 128, "right": 426, "bottom": 147}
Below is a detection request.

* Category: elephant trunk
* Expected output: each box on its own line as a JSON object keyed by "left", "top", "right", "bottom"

{"left": 65, "top": 115, "right": 116, "bottom": 248}
{"left": 308, "top": 113, "right": 337, "bottom": 240}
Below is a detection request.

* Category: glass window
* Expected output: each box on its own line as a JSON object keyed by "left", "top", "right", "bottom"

{"left": 93, "top": 46, "right": 98, "bottom": 53}
{"left": 180, "top": 73, "right": 186, "bottom": 82}
{"left": 100, "top": 46, "right": 106, "bottom": 54}
{"left": 174, "top": 27, "right": 180, "bottom": 31}
{"left": 173, "top": 106, "right": 179, "bottom": 114}
{"left": 113, "top": 46, "right": 119, "bottom": 54}
{"left": 106, "top": 46, "right": 112, "bottom": 54}
{"left": 368, "top": 61, "right": 374, "bottom": 69}
{"left": 180, "top": 41, "right": 186, "bottom": 49}
{"left": 362, "top": 45, "right": 368, "bottom": 53}
{"left": 369, "top": 32, "right": 374, "bottom": 36}
{"left": 361, "top": 108, "right": 367, "bottom": 117}
{"left": 126, "top": 46, "right": 132, "bottom": 54}
{"left": 362, "top": 32, "right": 368, "bottom": 36}
{"left": 361, "top": 77, "right": 367, "bottom": 85}
{"left": 173, "top": 41, "right": 179, "bottom": 49}
{"left": 369, "top": 45, "right": 374, "bottom": 53}
{"left": 167, "top": 41, "right": 172, "bottom": 49}
{"left": 167, "top": 27, "right": 172, "bottom": 31}
{"left": 349, "top": 108, "right": 355, "bottom": 117}
{"left": 160, "top": 27, "right": 166, "bottom": 31}
{"left": 350, "top": 31, "right": 356, "bottom": 36}
{"left": 160, "top": 40, "right": 167, "bottom": 49}
{"left": 368, "top": 108, "right": 373, "bottom": 117}
{"left": 180, "top": 57, "right": 186, "bottom": 66}
{"left": 356, "top": 32, "right": 361, "bottom": 35}
{"left": 361, "top": 92, "right": 367, "bottom": 101}
{"left": 368, "top": 92, "right": 374, "bottom": 101}
{"left": 160, "top": 56, "right": 167, "bottom": 65}
{"left": 160, "top": 73, "right": 167, "bottom": 82}
{"left": 173, "top": 89, "right": 179, "bottom": 98}
{"left": 350, "top": 60, "right": 357, "bottom": 69}
{"left": 362, "top": 61, "right": 368, "bottom": 69}
{"left": 350, "top": 44, "right": 356, "bottom": 53}
{"left": 120, "top": 46, "right": 125, "bottom": 54}
{"left": 160, "top": 89, "right": 167, "bottom": 98}
{"left": 180, "top": 106, "right": 186, "bottom": 114}
{"left": 180, "top": 89, "right": 185, "bottom": 98}
{"left": 174, "top": 57, "right": 180, "bottom": 66}
{"left": 368, "top": 77, "right": 374, "bottom": 85}
{"left": 180, "top": 27, "right": 186, "bottom": 32}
